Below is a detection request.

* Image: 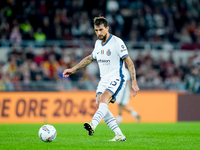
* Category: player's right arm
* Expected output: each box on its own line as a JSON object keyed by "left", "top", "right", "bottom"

{"left": 63, "top": 55, "right": 94, "bottom": 78}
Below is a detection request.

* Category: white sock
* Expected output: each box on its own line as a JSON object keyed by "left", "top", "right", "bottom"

{"left": 91, "top": 103, "right": 108, "bottom": 129}
{"left": 131, "top": 110, "right": 139, "bottom": 117}
{"left": 103, "top": 110, "right": 123, "bottom": 136}
{"left": 116, "top": 115, "right": 122, "bottom": 124}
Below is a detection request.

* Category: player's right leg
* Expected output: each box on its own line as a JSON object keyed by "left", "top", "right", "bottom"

{"left": 84, "top": 92, "right": 112, "bottom": 136}
{"left": 84, "top": 122, "right": 94, "bottom": 136}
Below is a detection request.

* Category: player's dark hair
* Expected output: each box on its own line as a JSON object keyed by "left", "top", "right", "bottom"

{"left": 93, "top": 16, "right": 108, "bottom": 27}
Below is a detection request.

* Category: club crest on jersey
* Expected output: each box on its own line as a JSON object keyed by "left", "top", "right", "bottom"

{"left": 106, "top": 49, "right": 111, "bottom": 56}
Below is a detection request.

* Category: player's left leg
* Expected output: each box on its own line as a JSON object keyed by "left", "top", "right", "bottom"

{"left": 103, "top": 109, "right": 126, "bottom": 141}
{"left": 104, "top": 80, "right": 126, "bottom": 141}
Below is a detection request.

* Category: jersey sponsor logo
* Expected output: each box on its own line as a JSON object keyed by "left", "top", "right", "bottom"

{"left": 121, "top": 45, "right": 125, "bottom": 49}
{"left": 106, "top": 49, "right": 111, "bottom": 56}
{"left": 97, "top": 59, "right": 110, "bottom": 63}
{"left": 121, "top": 49, "right": 127, "bottom": 52}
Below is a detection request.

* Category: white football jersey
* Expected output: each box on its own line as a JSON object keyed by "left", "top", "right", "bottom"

{"left": 92, "top": 34, "right": 129, "bottom": 81}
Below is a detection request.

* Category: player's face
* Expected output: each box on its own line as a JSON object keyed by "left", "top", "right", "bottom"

{"left": 94, "top": 24, "right": 109, "bottom": 41}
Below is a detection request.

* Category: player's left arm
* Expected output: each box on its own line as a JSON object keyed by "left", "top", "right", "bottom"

{"left": 123, "top": 56, "right": 140, "bottom": 97}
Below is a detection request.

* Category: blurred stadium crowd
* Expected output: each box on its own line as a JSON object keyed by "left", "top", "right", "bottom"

{"left": 0, "top": 0, "right": 199, "bottom": 92}
{"left": 1, "top": 0, "right": 200, "bottom": 43}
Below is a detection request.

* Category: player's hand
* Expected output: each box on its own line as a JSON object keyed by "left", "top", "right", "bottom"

{"left": 63, "top": 68, "right": 74, "bottom": 78}
{"left": 132, "top": 80, "right": 140, "bottom": 97}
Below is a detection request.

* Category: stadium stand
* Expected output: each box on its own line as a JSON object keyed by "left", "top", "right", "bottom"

{"left": 0, "top": 0, "right": 199, "bottom": 92}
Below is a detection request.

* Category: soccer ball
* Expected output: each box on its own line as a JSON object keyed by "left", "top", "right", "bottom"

{"left": 38, "top": 124, "right": 57, "bottom": 142}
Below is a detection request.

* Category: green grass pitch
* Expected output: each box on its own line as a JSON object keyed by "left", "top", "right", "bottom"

{"left": 0, "top": 122, "right": 200, "bottom": 150}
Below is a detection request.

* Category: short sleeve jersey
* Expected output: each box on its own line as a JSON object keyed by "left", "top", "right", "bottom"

{"left": 92, "top": 34, "right": 129, "bottom": 81}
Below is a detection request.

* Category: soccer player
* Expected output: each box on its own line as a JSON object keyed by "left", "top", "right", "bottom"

{"left": 116, "top": 67, "right": 140, "bottom": 124}
{"left": 63, "top": 16, "right": 139, "bottom": 141}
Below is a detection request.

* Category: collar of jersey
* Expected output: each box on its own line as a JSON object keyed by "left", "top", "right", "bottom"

{"left": 101, "top": 34, "right": 113, "bottom": 46}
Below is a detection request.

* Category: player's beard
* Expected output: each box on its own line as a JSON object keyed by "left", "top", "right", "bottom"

{"left": 98, "top": 34, "right": 107, "bottom": 42}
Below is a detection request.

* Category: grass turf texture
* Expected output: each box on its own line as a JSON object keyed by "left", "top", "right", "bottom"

{"left": 0, "top": 122, "right": 199, "bottom": 150}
